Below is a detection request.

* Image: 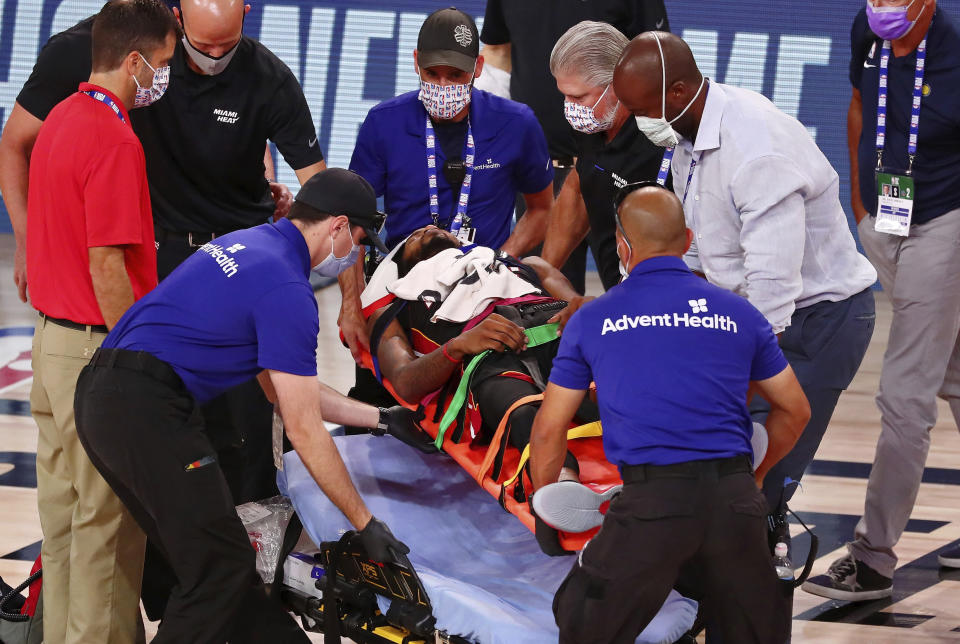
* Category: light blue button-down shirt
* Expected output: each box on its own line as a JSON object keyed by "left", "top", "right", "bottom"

{"left": 672, "top": 81, "right": 877, "bottom": 334}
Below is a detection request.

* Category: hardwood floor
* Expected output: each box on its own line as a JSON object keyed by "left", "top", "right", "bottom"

{"left": 1, "top": 233, "right": 958, "bottom": 642}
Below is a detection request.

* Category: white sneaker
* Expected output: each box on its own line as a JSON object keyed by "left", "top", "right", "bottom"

{"left": 532, "top": 482, "right": 622, "bottom": 533}
{"left": 938, "top": 546, "right": 960, "bottom": 568}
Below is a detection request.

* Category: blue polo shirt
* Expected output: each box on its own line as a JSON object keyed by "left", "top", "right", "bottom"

{"left": 349, "top": 89, "right": 553, "bottom": 248}
{"left": 103, "top": 218, "right": 319, "bottom": 403}
{"left": 850, "top": 8, "right": 960, "bottom": 224}
{"left": 549, "top": 256, "right": 788, "bottom": 467}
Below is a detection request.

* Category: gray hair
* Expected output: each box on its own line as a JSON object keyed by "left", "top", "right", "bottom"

{"left": 550, "top": 21, "right": 630, "bottom": 88}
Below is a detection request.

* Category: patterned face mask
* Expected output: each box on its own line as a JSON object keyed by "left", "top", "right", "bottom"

{"left": 132, "top": 52, "right": 170, "bottom": 108}
{"left": 418, "top": 77, "right": 474, "bottom": 120}
{"left": 564, "top": 84, "right": 618, "bottom": 134}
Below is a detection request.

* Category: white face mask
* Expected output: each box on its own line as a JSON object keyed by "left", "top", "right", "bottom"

{"left": 633, "top": 32, "right": 705, "bottom": 148}
{"left": 132, "top": 53, "right": 170, "bottom": 108}
{"left": 564, "top": 84, "right": 618, "bottom": 134}
{"left": 313, "top": 228, "right": 360, "bottom": 277}
{"left": 418, "top": 75, "right": 473, "bottom": 120}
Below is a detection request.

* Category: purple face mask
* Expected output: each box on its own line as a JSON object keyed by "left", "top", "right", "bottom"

{"left": 866, "top": 0, "right": 924, "bottom": 41}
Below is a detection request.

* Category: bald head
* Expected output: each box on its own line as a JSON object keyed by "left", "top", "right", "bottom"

{"left": 178, "top": 0, "right": 246, "bottom": 60}
{"left": 612, "top": 32, "right": 705, "bottom": 140}
{"left": 616, "top": 187, "right": 690, "bottom": 268}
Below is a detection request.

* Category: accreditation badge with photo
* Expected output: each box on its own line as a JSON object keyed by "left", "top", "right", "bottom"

{"left": 875, "top": 170, "right": 914, "bottom": 237}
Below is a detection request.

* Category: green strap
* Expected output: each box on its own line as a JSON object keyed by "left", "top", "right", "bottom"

{"left": 434, "top": 323, "right": 559, "bottom": 449}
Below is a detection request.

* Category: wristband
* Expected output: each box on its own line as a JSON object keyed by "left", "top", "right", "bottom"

{"left": 374, "top": 408, "right": 389, "bottom": 436}
{"left": 442, "top": 342, "right": 461, "bottom": 364}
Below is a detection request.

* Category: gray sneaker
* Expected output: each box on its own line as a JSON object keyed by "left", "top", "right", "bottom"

{"left": 531, "top": 482, "right": 622, "bottom": 533}
{"left": 938, "top": 546, "right": 960, "bottom": 569}
{"left": 801, "top": 554, "right": 892, "bottom": 601}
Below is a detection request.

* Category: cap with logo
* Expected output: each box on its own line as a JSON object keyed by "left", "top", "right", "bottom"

{"left": 417, "top": 7, "right": 479, "bottom": 74}
{"left": 294, "top": 168, "right": 389, "bottom": 253}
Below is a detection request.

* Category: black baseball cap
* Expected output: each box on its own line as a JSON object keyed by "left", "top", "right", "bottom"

{"left": 294, "top": 168, "right": 389, "bottom": 253}
{"left": 417, "top": 7, "right": 479, "bottom": 74}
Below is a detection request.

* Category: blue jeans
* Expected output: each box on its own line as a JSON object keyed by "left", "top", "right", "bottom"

{"left": 752, "top": 288, "right": 876, "bottom": 511}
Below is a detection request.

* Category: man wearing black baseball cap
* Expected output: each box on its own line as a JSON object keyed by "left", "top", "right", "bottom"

{"left": 342, "top": 7, "right": 555, "bottom": 408}
{"left": 72, "top": 167, "right": 415, "bottom": 642}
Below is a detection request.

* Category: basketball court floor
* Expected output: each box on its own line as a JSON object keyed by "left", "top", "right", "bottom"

{"left": 1, "top": 232, "right": 958, "bottom": 642}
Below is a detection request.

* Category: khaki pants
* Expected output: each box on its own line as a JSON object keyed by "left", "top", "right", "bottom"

{"left": 851, "top": 211, "right": 960, "bottom": 577}
{"left": 31, "top": 316, "right": 146, "bottom": 643}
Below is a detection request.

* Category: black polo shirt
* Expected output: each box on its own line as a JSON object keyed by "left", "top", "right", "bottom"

{"left": 16, "top": 17, "right": 93, "bottom": 120}
{"left": 850, "top": 7, "right": 960, "bottom": 224}
{"left": 575, "top": 118, "right": 670, "bottom": 290}
{"left": 480, "top": 0, "right": 669, "bottom": 160}
{"left": 130, "top": 38, "right": 323, "bottom": 233}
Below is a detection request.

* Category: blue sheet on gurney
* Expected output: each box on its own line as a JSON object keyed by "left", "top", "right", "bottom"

{"left": 277, "top": 435, "right": 697, "bottom": 644}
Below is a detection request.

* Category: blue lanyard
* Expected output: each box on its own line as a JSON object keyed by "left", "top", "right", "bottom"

{"left": 682, "top": 157, "right": 697, "bottom": 205}
{"left": 875, "top": 36, "right": 926, "bottom": 174}
{"left": 656, "top": 147, "right": 674, "bottom": 186}
{"left": 425, "top": 116, "right": 475, "bottom": 235}
{"left": 658, "top": 147, "right": 696, "bottom": 205}
{"left": 81, "top": 90, "right": 125, "bottom": 124}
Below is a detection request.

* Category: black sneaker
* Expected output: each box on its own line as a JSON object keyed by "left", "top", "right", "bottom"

{"left": 801, "top": 554, "right": 892, "bottom": 601}
{"left": 939, "top": 546, "right": 960, "bottom": 569}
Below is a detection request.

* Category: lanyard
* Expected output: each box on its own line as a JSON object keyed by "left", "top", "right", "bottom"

{"left": 875, "top": 36, "right": 926, "bottom": 174}
{"left": 658, "top": 146, "right": 697, "bottom": 204}
{"left": 81, "top": 90, "right": 125, "bottom": 124}
{"left": 425, "top": 116, "right": 475, "bottom": 235}
{"left": 682, "top": 157, "right": 697, "bottom": 205}
{"left": 656, "top": 147, "right": 674, "bottom": 186}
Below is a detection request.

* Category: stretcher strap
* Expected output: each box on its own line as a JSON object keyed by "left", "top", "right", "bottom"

{"left": 501, "top": 421, "right": 603, "bottom": 488}
{"left": 434, "top": 323, "right": 559, "bottom": 450}
{"left": 475, "top": 393, "right": 544, "bottom": 483}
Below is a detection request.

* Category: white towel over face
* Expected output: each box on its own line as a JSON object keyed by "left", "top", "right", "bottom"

{"left": 386, "top": 246, "right": 541, "bottom": 323}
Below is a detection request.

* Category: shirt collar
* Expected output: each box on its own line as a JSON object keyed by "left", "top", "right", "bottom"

{"left": 626, "top": 255, "right": 690, "bottom": 277}
{"left": 686, "top": 79, "right": 724, "bottom": 153}
{"left": 274, "top": 218, "right": 311, "bottom": 276}
{"left": 77, "top": 83, "right": 131, "bottom": 124}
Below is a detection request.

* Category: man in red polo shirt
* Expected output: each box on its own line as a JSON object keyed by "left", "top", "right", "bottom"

{"left": 26, "top": 1, "right": 179, "bottom": 642}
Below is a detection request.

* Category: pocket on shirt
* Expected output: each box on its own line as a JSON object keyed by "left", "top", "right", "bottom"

{"left": 696, "top": 190, "right": 742, "bottom": 257}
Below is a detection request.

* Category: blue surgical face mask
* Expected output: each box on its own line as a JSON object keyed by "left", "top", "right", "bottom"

{"left": 313, "top": 228, "right": 360, "bottom": 277}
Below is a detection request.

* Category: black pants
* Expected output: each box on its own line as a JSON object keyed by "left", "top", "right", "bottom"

{"left": 553, "top": 456, "right": 782, "bottom": 644}
{"left": 75, "top": 350, "right": 308, "bottom": 644}
{"left": 141, "top": 236, "right": 278, "bottom": 619}
{"left": 472, "top": 373, "right": 579, "bottom": 472}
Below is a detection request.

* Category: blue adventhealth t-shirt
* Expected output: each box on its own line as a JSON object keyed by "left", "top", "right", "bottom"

{"left": 104, "top": 218, "right": 319, "bottom": 403}
{"left": 349, "top": 89, "right": 553, "bottom": 249}
{"left": 549, "top": 256, "right": 788, "bottom": 468}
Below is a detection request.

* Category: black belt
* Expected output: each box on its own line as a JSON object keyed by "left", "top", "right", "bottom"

{"left": 40, "top": 313, "right": 108, "bottom": 334}
{"left": 88, "top": 348, "right": 184, "bottom": 391}
{"left": 621, "top": 454, "right": 752, "bottom": 485}
{"left": 154, "top": 228, "right": 219, "bottom": 248}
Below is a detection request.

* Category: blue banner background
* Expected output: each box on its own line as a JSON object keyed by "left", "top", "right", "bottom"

{"left": 0, "top": 0, "right": 955, "bottom": 234}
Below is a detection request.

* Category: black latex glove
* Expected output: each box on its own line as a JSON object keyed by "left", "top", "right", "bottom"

{"left": 376, "top": 406, "right": 439, "bottom": 454}
{"left": 358, "top": 516, "right": 411, "bottom": 566}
